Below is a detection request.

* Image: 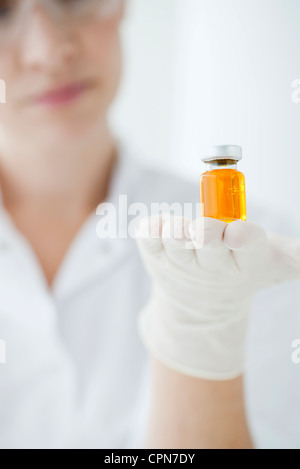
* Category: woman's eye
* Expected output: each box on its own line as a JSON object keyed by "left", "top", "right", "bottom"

{"left": 57, "top": 0, "right": 85, "bottom": 4}
{"left": 0, "top": 0, "right": 15, "bottom": 19}
{"left": 54, "top": 0, "right": 89, "bottom": 9}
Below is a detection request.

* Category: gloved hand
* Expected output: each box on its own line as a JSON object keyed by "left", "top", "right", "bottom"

{"left": 134, "top": 214, "right": 300, "bottom": 380}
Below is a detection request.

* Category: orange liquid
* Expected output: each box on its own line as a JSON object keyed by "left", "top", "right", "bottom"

{"left": 200, "top": 168, "right": 247, "bottom": 223}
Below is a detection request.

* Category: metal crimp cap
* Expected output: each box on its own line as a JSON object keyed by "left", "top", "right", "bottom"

{"left": 201, "top": 145, "right": 243, "bottom": 163}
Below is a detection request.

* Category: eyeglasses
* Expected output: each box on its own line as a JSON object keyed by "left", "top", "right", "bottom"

{"left": 0, "top": 0, "right": 122, "bottom": 46}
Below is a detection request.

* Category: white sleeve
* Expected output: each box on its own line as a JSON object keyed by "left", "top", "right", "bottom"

{"left": 0, "top": 310, "right": 80, "bottom": 449}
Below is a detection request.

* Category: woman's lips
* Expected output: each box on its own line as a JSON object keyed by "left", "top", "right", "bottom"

{"left": 34, "top": 82, "right": 90, "bottom": 107}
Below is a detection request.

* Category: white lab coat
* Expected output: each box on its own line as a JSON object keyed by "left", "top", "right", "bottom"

{"left": 0, "top": 137, "right": 299, "bottom": 449}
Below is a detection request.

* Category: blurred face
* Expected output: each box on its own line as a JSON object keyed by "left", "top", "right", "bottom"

{"left": 0, "top": 0, "right": 125, "bottom": 145}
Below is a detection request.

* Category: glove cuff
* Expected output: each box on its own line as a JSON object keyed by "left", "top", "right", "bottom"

{"left": 137, "top": 292, "right": 253, "bottom": 380}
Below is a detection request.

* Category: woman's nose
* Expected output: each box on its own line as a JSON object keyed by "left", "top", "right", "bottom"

{"left": 19, "top": 4, "right": 80, "bottom": 72}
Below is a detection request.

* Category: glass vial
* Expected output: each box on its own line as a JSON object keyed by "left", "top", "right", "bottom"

{"left": 199, "top": 145, "right": 247, "bottom": 223}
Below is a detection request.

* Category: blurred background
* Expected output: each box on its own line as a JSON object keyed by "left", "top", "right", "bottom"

{"left": 110, "top": 0, "right": 300, "bottom": 234}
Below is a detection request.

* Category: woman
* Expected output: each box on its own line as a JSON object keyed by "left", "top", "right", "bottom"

{"left": 0, "top": 0, "right": 299, "bottom": 449}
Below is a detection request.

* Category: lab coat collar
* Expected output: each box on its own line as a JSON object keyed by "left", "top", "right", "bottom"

{"left": 0, "top": 136, "right": 144, "bottom": 305}
{"left": 0, "top": 136, "right": 133, "bottom": 241}
{"left": 50, "top": 136, "right": 144, "bottom": 304}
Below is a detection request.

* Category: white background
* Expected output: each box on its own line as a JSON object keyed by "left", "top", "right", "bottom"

{"left": 110, "top": 0, "right": 300, "bottom": 233}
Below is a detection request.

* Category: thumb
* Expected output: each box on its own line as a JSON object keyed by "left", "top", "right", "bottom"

{"left": 266, "top": 231, "right": 300, "bottom": 285}
{"left": 223, "top": 220, "right": 269, "bottom": 275}
{"left": 224, "top": 221, "right": 300, "bottom": 286}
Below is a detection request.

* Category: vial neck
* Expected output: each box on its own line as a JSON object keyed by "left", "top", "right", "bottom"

{"left": 205, "top": 159, "right": 238, "bottom": 171}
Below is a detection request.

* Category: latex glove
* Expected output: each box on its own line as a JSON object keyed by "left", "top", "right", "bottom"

{"left": 134, "top": 214, "right": 300, "bottom": 380}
